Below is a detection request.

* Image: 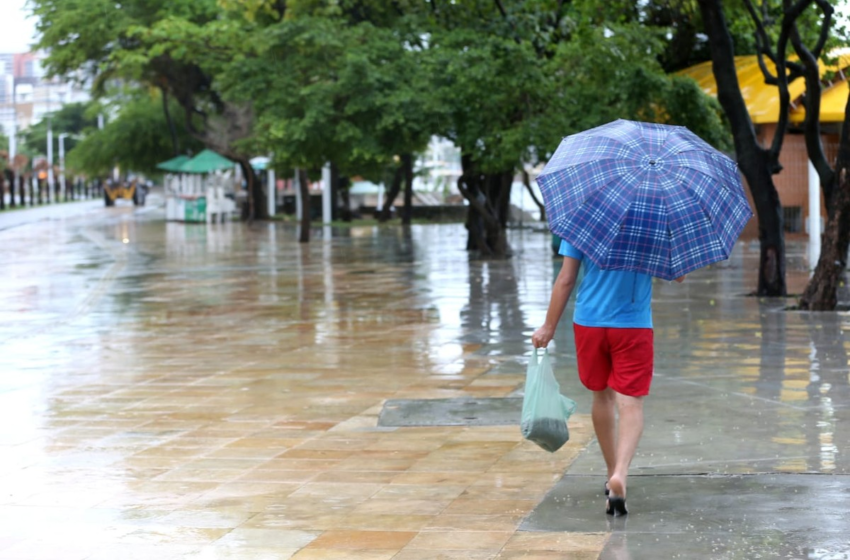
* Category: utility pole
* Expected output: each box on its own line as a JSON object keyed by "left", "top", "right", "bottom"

{"left": 47, "top": 118, "right": 53, "bottom": 202}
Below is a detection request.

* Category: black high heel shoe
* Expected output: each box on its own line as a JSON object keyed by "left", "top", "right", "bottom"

{"left": 606, "top": 494, "right": 628, "bottom": 516}
{"left": 604, "top": 481, "right": 610, "bottom": 496}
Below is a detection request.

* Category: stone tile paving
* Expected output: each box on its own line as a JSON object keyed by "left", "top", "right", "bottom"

{"left": 2, "top": 200, "right": 847, "bottom": 559}
{"left": 0, "top": 205, "right": 598, "bottom": 558}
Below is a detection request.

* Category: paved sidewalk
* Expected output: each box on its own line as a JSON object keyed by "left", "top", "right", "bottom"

{"left": 0, "top": 203, "right": 847, "bottom": 559}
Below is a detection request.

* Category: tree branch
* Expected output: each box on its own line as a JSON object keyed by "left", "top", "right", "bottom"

{"left": 791, "top": 22, "right": 835, "bottom": 198}
{"left": 743, "top": 0, "right": 778, "bottom": 84}
{"left": 493, "top": 0, "right": 507, "bottom": 18}
{"left": 492, "top": 0, "right": 522, "bottom": 45}
{"left": 810, "top": 0, "right": 834, "bottom": 59}
{"left": 766, "top": 0, "right": 814, "bottom": 157}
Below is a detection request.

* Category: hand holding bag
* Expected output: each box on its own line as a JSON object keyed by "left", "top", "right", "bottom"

{"left": 520, "top": 348, "right": 577, "bottom": 453}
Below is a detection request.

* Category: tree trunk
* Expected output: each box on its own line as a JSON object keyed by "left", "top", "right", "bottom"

{"left": 0, "top": 171, "right": 5, "bottom": 211}
{"left": 239, "top": 159, "right": 269, "bottom": 221}
{"left": 744, "top": 152, "right": 787, "bottom": 297}
{"left": 457, "top": 154, "right": 511, "bottom": 258}
{"left": 799, "top": 96, "right": 850, "bottom": 310}
{"left": 379, "top": 164, "right": 404, "bottom": 222}
{"left": 298, "top": 168, "right": 311, "bottom": 243}
{"left": 799, "top": 174, "right": 850, "bottom": 310}
{"left": 161, "top": 87, "right": 181, "bottom": 156}
{"left": 402, "top": 153, "right": 414, "bottom": 225}
{"left": 699, "top": 0, "right": 787, "bottom": 296}
{"left": 339, "top": 174, "right": 353, "bottom": 222}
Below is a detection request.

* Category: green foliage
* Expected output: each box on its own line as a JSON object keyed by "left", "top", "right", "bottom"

{"left": 32, "top": 0, "right": 735, "bottom": 192}
{"left": 221, "top": 14, "right": 441, "bottom": 179}
{"left": 19, "top": 103, "right": 95, "bottom": 159}
{"left": 539, "top": 23, "right": 731, "bottom": 153}
{"left": 31, "top": 0, "right": 221, "bottom": 85}
{"left": 426, "top": 28, "right": 552, "bottom": 172}
{"left": 67, "top": 92, "right": 202, "bottom": 176}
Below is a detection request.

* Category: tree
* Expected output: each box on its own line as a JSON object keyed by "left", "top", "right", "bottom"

{"left": 220, "top": 8, "right": 442, "bottom": 237}
{"left": 67, "top": 92, "right": 202, "bottom": 177}
{"left": 426, "top": 2, "right": 731, "bottom": 258}
{"left": 696, "top": 0, "right": 850, "bottom": 302}
{"left": 697, "top": 0, "right": 795, "bottom": 296}
{"left": 31, "top": 0, "right": 270, "bottom": 218}
{"left": 791, "top": 2, "right": 850, "bottom": 310}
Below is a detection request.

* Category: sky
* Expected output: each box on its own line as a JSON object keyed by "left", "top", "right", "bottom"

{"left": 0, "top": 0, "right": 37, "bottom": 54}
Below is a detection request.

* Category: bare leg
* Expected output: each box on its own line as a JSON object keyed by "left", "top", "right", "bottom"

{"left": 607, "top": 392, "right": 644, "bottom": 498}
{"left": 591, "top": 388, "right": 617, "bottom": 482}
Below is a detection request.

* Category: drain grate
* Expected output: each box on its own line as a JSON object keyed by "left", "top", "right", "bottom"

{"left": 377, "top": 397, "right": 522, "bottom": 427}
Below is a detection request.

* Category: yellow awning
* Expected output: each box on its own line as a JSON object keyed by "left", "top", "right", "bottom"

{"left": 679, "top": 52, "right": 849, "bottom": 124}
{"left": 789, "top": 79, "right": 848, "bottom": 123}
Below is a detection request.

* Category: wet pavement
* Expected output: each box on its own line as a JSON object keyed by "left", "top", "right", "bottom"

{"left": 0, "top": 193, "right": 848, "bottom": 559}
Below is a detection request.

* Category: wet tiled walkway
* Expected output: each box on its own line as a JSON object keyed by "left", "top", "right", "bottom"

{"left": 1, "top": 197, "right": 848, "bottom": 559}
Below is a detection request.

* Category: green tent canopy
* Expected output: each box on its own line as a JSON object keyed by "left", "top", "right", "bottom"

{"left": 179, "top": 150, "right": 236, "bottom": 174}
{"left": 156, "top": 155, "right": 190, "bottom": 172}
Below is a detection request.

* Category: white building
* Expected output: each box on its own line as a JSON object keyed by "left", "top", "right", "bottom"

{"left": 0, "top": 51, "right": 89, "bottom": 158}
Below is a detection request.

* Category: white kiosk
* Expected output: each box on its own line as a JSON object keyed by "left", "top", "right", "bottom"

{"left": 158, "top": 150, "right": 238, "bottom": 223}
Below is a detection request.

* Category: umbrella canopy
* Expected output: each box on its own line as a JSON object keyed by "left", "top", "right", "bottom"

{"left": 179, "top": 150, "right": 236, "bottom": 174}
{"left": 536, "top": 119, "right": 753, "bottom": 280}
{"left": 156, "top": 155, "right": 190, "bottom": 172}
{"left": 250, "top": 156, "right": 269, "bottom": 170}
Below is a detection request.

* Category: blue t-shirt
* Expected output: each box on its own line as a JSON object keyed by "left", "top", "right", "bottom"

{"left": 559, "top": 239, "right": 653, "bottom": 329}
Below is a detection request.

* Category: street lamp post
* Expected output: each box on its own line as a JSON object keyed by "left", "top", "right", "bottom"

{"left": 59, "top": 133, "right": 68, "bottom": 202}
{"left": 9, "top": 81, "right": 16, "bottom": 164}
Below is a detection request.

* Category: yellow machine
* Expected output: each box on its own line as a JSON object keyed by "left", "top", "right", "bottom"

{"left": 104, "top": 180, "right": 146, "bottom": 206}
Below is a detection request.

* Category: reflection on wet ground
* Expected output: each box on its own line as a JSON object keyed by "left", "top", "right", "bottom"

{"left": 0, "top": 198, "right": 848, "bottom": 559}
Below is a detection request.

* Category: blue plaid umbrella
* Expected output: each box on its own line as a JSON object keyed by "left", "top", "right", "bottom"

{"left": 536, "top": 119, "right": 753, "bottom": 280}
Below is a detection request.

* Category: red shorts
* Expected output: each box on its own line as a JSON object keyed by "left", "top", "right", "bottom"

{"left": 573, "top": 324, "right": 654, "bottom": 397}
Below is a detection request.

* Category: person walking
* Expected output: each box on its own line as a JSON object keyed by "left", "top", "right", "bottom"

{"left": 532, "top": 120, "right": 751, "bottom": 515}
{"left": 532, "top": 238, "right": 684, "bottom": 516}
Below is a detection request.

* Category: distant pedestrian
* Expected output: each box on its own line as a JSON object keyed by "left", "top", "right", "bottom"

{"left": 532, "top": 238, "right": 684, "bottom": 516}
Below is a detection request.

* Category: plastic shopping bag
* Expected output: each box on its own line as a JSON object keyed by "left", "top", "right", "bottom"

{"left": 520, "top": 348, "right": 577, "bottom": 453}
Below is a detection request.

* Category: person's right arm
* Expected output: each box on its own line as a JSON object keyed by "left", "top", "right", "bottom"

{"left": 532, "top": 256, "right": 581, "bottom": 348}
